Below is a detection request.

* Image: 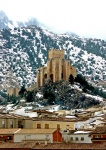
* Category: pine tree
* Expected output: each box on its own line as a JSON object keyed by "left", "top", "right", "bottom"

{"left": 18, "top": 85, "right": 26, "bottom": 97}
{"left": 69, "top": 74, "right": 74, "bottom": 84}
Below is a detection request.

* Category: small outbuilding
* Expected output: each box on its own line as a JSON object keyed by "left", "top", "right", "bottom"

{"left": 14, "top": 129, "right": 62, "bottom": 143}
{"left": 90, "top": 126, "right": 106, "bottom": 143}
{"left": 62, "top": 130, "right": 92, "bottom": 143}
{"left": 0, "top": 128, "right": 20, "bottom": 142}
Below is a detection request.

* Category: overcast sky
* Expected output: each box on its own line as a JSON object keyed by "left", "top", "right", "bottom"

{"left": 0, "top": 0, "right": 106, "bottom": 39}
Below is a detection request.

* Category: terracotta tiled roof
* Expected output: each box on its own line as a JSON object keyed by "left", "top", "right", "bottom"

{"left": 32, "top": 116, "right": 90, "bottom": 122}
{"left": 0, "top": 113, "right": 32, "bottom": 120}
{"left": 33, "top": 110, "right": 55, "bottom": 114}
{"left": 32, "top": 143, "right": 106, "bottom": 149}
{"left": 91, "top": 126, "right": 106, "bottom": 134}
{"left": 16, "top": 128, "right": 57, "bottom": 134}
{"left": 0, "top": 142, "right": 106, "bottom": 149}
{"left": 0, "top": 128, "right": 21, "bottom": 134}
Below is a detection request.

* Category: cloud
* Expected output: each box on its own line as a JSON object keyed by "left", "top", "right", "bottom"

{"left": 0, "top": 0, "right": 106, "bottom": 39}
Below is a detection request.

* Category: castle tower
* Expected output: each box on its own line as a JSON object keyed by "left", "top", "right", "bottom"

{"left": 37, "top": 49, "right": 76, "bottom": 88}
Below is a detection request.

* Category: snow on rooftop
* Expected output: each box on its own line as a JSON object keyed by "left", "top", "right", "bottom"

{"left": 14, "top": 107, "right": 37, "bottom": 117}
{"left": 65, "top": 115, "right": 76, "bottom": 119}
{"left": 74, "top": 131, "right": 91, "bottom": 134}
{"left": 96, "top": 113, "right": 104, "bottom": 117}
{"left": 90, "top": 119, "right": 105, "bottom": 125}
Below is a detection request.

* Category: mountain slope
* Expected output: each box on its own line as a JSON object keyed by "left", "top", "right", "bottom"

{"left": 40, "top": 80, "right": 103, "bottom": 109}
{"left": 0, "top": 25, "right": 106, "bottom": 89}
{"left": 0, "top": 11, "right": 14, "bottom": 30}
{"left": 0, "top": 10, "right": 45, "bottom": 31}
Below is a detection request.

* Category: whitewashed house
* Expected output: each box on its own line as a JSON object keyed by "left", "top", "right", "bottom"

{"left": 14, "top": 129, "right": 62, "bottom": 143}
{"left": 74, "top": 117, "right": 103, "bottom": 130}
{"left": 62, "top": 130, "right": 92, "bottom": 143}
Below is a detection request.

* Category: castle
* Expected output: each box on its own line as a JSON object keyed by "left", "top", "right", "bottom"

{"left": 37, "top": 49, "right": 76, "bottom": 88}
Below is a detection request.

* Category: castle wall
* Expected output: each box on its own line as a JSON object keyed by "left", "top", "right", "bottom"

{"left": 71, "top": 66, "right": 76, "bottom": 77}
{"left": 37, "top": 49, "right": 76, "bottom": 88}
{"left": 48, "top": 49, "right": 65, "bottom": 59}
{"left": 7, "top": 88, "right": 20, "bottom": 96}
{"left": 47, "top": 60, "right": 51, "bottom": 79}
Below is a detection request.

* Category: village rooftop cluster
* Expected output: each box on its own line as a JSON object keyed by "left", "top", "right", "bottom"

{"left": 0, "top": 103, "right": 106, "bottom": 149}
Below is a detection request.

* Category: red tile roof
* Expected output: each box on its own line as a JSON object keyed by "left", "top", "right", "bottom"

{"left": 0, "top": 143, "right": 106, "bottom": 149}
{"left": 0, "top": 128, "right": 21, "bottom": 134}
{"left": 91, "top": 126, "right": 106, "bottom": 134}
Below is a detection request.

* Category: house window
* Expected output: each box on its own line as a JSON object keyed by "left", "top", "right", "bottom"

{"left": 45, "top": 124, "right": 49, "bottom": 129}
{"left": 57, "top": 124, "right": 60, "bottom": 130}
{"left": 81, "top": 137, "right": 84, "bottom": 141}
{"left": 10, "top": 120, "right": 13, "bottom": 128}
{"left": 75, "top": 137, "right": 78, "bottom": 141}
{"left": 70, "top": 137, "right": 73, "bottom": 141}
{"left": 2, "top": 120, "right": 5, "bottom": 128}
{"left": 37, "top": 124, "right": 41, "bottom": 129}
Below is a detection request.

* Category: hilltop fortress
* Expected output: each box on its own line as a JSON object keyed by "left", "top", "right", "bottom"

{"left": 37, "top": 49, "right": 76, "bottom": 88}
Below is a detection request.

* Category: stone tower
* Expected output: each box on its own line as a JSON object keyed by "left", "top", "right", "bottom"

{"left": 37, "top": 49, "right": 76, "bottom": 88}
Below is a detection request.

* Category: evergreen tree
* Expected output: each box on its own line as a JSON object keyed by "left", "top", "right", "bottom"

{"left": 25, "top": 91, "right": 34, "bottom": 102}
{"left": 42, "top": 79, "right": 55, "bottom": 104}
{"left": 18, "top": 85, "right": 26, "bottom": 97}
{"left": 69, "top": 74, "right": 74, "bottom": 84}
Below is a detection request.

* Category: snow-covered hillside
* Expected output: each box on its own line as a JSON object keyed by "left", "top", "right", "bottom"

{"left": 0, "top": 25, "right": 106, "bottom": 89}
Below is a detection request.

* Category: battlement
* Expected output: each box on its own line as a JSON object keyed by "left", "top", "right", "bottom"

{"left": 48, "top": 49, "right": 65, "bottom": 59}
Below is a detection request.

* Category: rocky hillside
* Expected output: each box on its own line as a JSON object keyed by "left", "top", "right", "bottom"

{"left": 40, "top": 79, "right": 103, "bottom": 109}
{"left": 0, "top": 24, "right": 106, "bottom": 90}
{"left": 1, "top": 78, "right": 104, "bottom": 109}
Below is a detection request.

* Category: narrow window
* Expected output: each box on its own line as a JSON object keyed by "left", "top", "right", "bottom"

{"left": 37, "top": 124, "right": 41, "bottom": 129}
{"left": 45, "top": 124, "right": 49, "bottom": 129}
{"left": 57, "top": 124, "right": 60, "bottom": 130}
{"left": 70, "top": 137, "right": 73, "bottom": 141}
{"left": 50, "top": 74, "right": 53, "bottom": 82}
{"left": 61, "top": 73, "right": 63, "bottom": 79}
{"left": 75, "top": 137, "right": 78, "bottom": 141}
{"left": 81, "top": 137, "right": 84, "bottom": 141}
{"left": 10, "top": 120, "right": 13, "bottom": 128}
{"left": 44, "top": 74, "right": 47, "bottom": 79}
{"left": 2, "top": 120, "right": 5, "bottom": 128}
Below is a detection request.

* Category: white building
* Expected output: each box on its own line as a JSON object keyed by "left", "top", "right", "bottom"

{"left": 62, "top": 130, "right": 92, "bottom": 143}
{"left": 14, "top": 129, "right": 62, "bottom": 143}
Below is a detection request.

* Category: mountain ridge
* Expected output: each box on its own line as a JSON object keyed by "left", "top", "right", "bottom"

{"left": 0, "top": 11, "right": 106, "bottom": 91}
